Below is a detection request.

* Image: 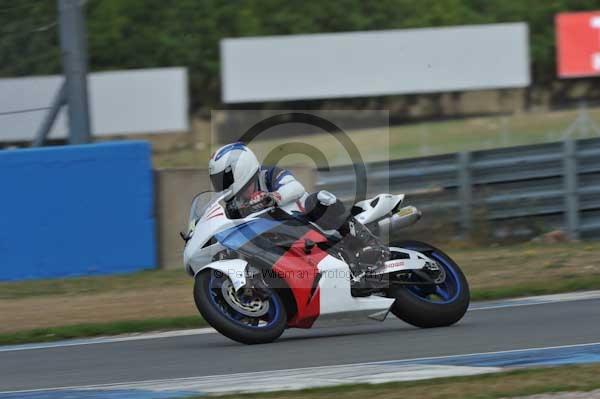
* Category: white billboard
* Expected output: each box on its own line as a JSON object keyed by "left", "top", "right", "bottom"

{"left": 0, "top": 67, "right": 188, "bottom": 142}
{"left": 221, "top": 23, "right": 530, "bottom": 103}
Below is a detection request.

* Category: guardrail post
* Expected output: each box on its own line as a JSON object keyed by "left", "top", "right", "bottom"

{"left": 563, "top": 139, "right": 580, "bottom": 240}
{"left": 457, "top": 151, "right": 472, "bottom": 238}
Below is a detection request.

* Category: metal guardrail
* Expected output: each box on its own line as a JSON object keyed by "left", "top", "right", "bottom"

{"left": 315, "top": 137, "right": 600, "bottom": 239}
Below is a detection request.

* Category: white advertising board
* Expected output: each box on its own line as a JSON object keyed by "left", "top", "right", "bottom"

{"left": 221, "top": 23, "right": 530, "bottom": 103}
{"left": 0, "top": 67, "right": 188, "bottom": 141}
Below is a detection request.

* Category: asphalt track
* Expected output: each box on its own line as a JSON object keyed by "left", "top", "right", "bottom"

{"left": 2, "top": 292, "right": 600, "bottom": 395}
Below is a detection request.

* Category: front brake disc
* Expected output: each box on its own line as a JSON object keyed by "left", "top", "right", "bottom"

{"left": 221, "top": 279, "right": 270, "bottom": 317}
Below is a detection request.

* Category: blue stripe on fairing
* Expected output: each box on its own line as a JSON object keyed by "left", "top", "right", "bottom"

{"left": 0, "top": 389, "right": 201, "bottom": 399}
{"left": 387, "top": 342, "right": 600, "bottom": 368}
{"left": 215, "top": 218, "right": 283, "bottom": 250}
{"left": 214, "top": 142, "right": 246, "bottom": 161}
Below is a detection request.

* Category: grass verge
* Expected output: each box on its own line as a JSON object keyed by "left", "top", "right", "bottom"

{"left": 205, "top": 364, "right": 600, "bottom": 399}
{"left": 3, "top": 242, "right": 599, "bottom": 301}
{"left": 0, "top": 316, "right": 205, "bottom": 346}
{"left": 1, "top": 274, "right": 598, "bottom": 346}
{"left": 470, "top": 274, "right": 600, "bottom": 301}
{"left": 154, "top": 107, "right": 600, "bottom": 168}
{"left": 1, "top": 242, "right": 600, "bottom": 345}
{"left": 0, "top": 269, "right": 186, "bottom": 300}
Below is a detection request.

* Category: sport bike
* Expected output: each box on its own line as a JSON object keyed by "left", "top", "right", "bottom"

{"left": 182, "top": 190, "right": 470, "bottom": 344}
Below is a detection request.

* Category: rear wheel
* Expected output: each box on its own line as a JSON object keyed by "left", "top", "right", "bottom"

{"left": 194, "top": 269, "right": 287, "bottom": 344}
{"left": 388, "top": 241, "right": 469, "bottom": 328}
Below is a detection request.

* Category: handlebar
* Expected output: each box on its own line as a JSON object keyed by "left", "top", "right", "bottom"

{"left": 226, "top": 195, "right": 276, "bottom": 218}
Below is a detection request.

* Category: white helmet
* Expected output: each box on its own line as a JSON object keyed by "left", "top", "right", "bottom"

{"left": 208, "top": 142, "right": 260, "bottom": 200}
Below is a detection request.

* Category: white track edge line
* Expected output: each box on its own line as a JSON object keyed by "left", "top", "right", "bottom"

{"left": 2, "top": 340, "right": 600, "bottom": 395}
{"left": 2, "top": 290, "right": 600, "bottom": 352}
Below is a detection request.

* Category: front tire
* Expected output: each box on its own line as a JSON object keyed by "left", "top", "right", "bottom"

{"left": 194, "top": 269, "right": 287, "bottom": 344}
{"left": 389, "top": 241, "right": 470, "bottom": 328}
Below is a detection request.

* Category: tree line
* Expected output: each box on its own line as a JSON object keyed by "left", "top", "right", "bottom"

{"left": 2, "top": 0, "right": 600, "bottom": 112}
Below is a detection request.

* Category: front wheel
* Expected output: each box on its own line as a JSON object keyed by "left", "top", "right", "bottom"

{"left": 388, "top": 241, "right": 470, "bottom": 328}
{"left": 194, "top": 269, "right": 287, "bottom": 344}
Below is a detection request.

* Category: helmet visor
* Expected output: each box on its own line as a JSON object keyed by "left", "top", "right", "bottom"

{"left": 210, "top": 167, "right": 234, "bottom": 192}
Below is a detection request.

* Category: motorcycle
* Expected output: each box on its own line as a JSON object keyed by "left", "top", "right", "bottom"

{"left": 182, "top": 190, "right": 470, "bottom": 344}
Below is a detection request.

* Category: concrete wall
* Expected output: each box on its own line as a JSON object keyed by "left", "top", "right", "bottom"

{"left": 155, "top": 166, "right": 316, "bottom": 270}
{"left": 155, "top": 168, "right": 211, "bottom": 269}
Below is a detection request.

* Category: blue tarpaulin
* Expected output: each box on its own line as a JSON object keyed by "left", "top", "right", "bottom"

{"left": 0, "top": 141, "right": 156, "bottom": 280}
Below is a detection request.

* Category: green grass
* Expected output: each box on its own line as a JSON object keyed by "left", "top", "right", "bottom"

{"left": 2, "top": 242, "right": 600, "bottom": 345}
{"left": 202, "top": 364, "right": 600, "bottom": 399}
{"left": 0, "top": 316, "right": 205, "bottom": 346}
{"left": 2, "top": 273, "right": 599, "bottom": 346}
{"left": 0, "top": 269, "right": 187, "bottom": 300}
{"left": 471, "top": 274, "right": 600, "bottom": 301}
{"left": 153, "top": 106, "right": 600, "bottom": 168}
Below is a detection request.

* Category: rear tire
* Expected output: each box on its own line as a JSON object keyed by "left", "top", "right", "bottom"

{"left": 389, "top": 241, "right": 469, "bottom": 328}
{"left": 194, "top": 269, "right": 287, "bottom": 344}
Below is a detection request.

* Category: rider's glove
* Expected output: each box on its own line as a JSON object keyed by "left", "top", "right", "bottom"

{"left": 247, "top": 191, "right": 281, "bottom": 212}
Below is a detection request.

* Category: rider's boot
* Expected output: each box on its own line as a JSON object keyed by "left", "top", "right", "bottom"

{"left": 337, "top": 216, "right": 390, "bottom": 276}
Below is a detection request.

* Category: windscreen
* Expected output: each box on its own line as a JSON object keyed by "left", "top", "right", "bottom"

{"left": 188, "top": 191, "right": 218, "bottom": 226}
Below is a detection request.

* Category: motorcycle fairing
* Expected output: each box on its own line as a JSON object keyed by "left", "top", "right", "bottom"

{"left": 272, "top": 229, "right": 328, "bottom": 328}
{"left": 215, "top": 209, "right": 319, "bottom": 266}
{"left": 214, "top": 218, "right": 284, "bottom": 250}
{"left": 197, "top": 258, "right": 249, "bottom": 291}
{"left": 369, "top": 247, "right": 433, "bottom": 275}
{"left": 354, "top": 194, "right": 404, "bottom": 224}
{"left": 185, "top": 193, "right": 396, "bottom": 328}
{"left": 317, "top": 255, "right": 395, "bottom": 316}
{"left": 212, "top": 211, "right": 327, "bottom": 328}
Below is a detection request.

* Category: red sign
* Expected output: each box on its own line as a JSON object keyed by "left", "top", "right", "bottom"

{"left": 556, "top": 11, "right": 600, "bottom": 78}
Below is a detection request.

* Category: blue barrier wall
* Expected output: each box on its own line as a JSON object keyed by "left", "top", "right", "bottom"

{"left": 0, "top": 141, "right": 156, "bottom": 280}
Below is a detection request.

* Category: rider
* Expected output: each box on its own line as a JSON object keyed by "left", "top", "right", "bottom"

{"left": 208, "top": 142, "right": 389, "bottom": 273}
{"left": 208, "top": 142, "right": 306, "bottom": 215}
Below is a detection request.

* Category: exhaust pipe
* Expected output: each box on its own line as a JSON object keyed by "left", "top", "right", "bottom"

{"left": 378, "top": 206, "right": 422, "bottom": 232}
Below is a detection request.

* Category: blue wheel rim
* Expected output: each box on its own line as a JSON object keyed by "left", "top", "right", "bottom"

{"left": 405, "top": 250, "right": 462, "bottom": 304}
{"left": 208, "top": 273, "right": 281, "bottom": 329}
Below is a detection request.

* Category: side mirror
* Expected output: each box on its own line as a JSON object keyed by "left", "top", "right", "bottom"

{"left": 180, "top": 231, "right": 191, "bottom": 243}
{"left": 180, "top": 220, "right": 197, "bottom": 243}
{"left": 304, "top": 239, "right": 315, "bottom": 254}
